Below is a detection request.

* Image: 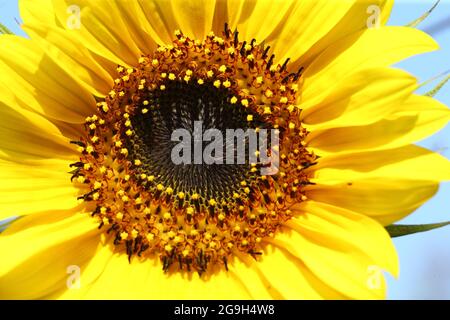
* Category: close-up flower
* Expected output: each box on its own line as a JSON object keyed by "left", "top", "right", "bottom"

{"left": 0, "top": 0, "right": 449, "bottom": 300}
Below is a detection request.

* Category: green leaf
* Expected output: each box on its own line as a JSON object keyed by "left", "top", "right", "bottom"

{"left": 425, "top": 74, "right": 450, "bottom": 97}
{"left": 406, "top": 0, "right": 440, "bottom": 28}
{"left": 418, "top": 69, "right": 449, "bottom": 90}
{"left": 386, "top": 221, "right": 450, "bottom": 238}
{"left": 0, "top": 22, "right": 13, "bottom": 35}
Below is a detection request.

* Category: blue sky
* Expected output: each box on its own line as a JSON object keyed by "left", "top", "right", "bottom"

{"left": 0, "top": 0, "right": 449, "bottom": 299}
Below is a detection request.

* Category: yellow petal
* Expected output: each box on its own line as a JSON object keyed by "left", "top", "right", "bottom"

{"left": 63, "top": 253, "right": 254, "bottom": 299}
{"left": 291, "top": 0, "right": 393, "bottom": 69}
{"left": 386, "top": 94, "right": 450, "bottom": 147}
{"left": 313, "top": 145, "right": 450, "bottom": 183}
{"left": 302, "top": 26, "right": 438, "bottom": 102}
{"left": 267, "top": 0, "right": 354, "bottom": 66}
{"left": 307, "top": 95, "right": 450, "bottom": 155}
{"left": 0, "top": 99, "right": 75, "bottom": 162}
{"left": 236, "top": 246, "right": 325, "bottom": 299}
{"left": 227, "top": 0, "right": 296, "bottom": 43}
{"left": 21, "top": 23, "right": 113, "bottom": 97}
{"left": 301, "top": 68, "right": 417, "bottom": 128}
{"left": 267, "top": 201, "right": 397, "bottom": 299}
{"left": 0, "top": 35, "right": 96, "bottom": 124}
{"left": 0, "top": 211, "right": 100, "bottom": 299}
{"left": 170, "top": 0, "right": 217, "bottom": 40}
{"left": 307, "top": 178, "right": 439, "bottom": 225}
{"left": 0, "top": 159, "right": 80, "bottom": 220}
{"left": 19, "top": 0, "right": 56, "bottom": 27}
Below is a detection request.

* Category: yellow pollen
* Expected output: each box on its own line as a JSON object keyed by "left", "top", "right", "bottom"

{"left": 131, "top": 229, "right": 139, "bottom": 239}
{"left": 264, "top": 106, "right": 272, "bottom": 114}
{"left": 76, "top": 176, "right": 86, "bottom": 184}
{"left": 206, "top": 70, "right": 214, "bottom": 78}
{"left": 230, "top": 96, "right": 238, "bottom": 104}
{"left": 256, "top": 76, "right": 263, "bottom": 84}
{"left": 289, "top": 122, "right": 296, "bottom": 130}
{"left": 247, "top": 114, "right": 253, "bottom": 122}
{"left": 142, "top": 108, "right": 148, "bottom": 114}
{"left": 213, "top": 80, "right": 221, "bottom": 88}
{"left": 156, "top": 184, "right": 164, "bottom": 191}
{"left": 86, "top": 145, "right": 94, "bottom": 154}
{"left": 102, "top": 217, "right": 110, "bottom": 225}
{"left": 166, "top": 187, "right": 174, "bottom": 195}
{"left": 186, "top": 207, "right": 195, "bottom": 215}
{"left": 191, "top": 193, "right": 199, "bottom": 200}
{"left": 151, "top": 59, "right": 159, "bottom": 67}
{"left": 116, "top": 66, "right": 124, "bottom": 73}
{"left": 168, "top": 73, "right": 176, "bottom": 80}
{"left": 146, "top": 233, "right": 154, "bottom": 241}
{"left": 218, "top": 65, "right": 227, "bottom": 73}
{"left": 280, "top": 97, "right": 288, "bottom": 104}
{"left": 134, "top": 159, "right": 142, "bottom": 166}
{"left": 197, "top": 79, "right": 204, "bottom": 85}
{"left": 177, "top": 192, "right": 185, "bottom": 199}
{"left": 125, "top": 129, "right": 133, "bottom": 136}
{"left": 223, "top": 80, "right": 231, "bottom": 88}
{"left": 93, "top": 181, "right": 102, "bottom": 189}
{"left": 160, "top": 85, "right": 166, "bottom": 90}
{"left": 241, "top": 99, "right": 249, "bottom": 107}
{"left": 138, "top": 57, "right": 146, "bottom": 64}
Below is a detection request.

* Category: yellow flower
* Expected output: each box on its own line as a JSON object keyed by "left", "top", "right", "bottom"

{"left": 0, "top": 0, "right": 449, "bottom": 300}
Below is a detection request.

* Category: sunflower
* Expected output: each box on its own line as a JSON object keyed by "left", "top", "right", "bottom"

{"left": 0, "top": 0, "right": 449, "bottom": 300}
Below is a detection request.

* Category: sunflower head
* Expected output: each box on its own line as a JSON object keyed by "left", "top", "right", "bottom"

{"left": 0, "top": 0, "right": 449, "bottom": 300}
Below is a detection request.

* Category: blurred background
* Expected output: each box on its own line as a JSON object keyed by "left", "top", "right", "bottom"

{"left": 0, "top": 0, "right": 449, "bottom": 299}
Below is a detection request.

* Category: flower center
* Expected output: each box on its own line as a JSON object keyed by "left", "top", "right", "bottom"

{"left": 70, "top": 26, "right": 316, "bottom": 274}
{"left": 128, "top": 80, "right": 266, "bottom": 201}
